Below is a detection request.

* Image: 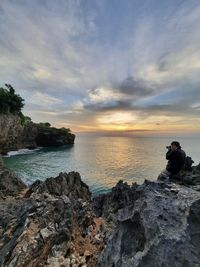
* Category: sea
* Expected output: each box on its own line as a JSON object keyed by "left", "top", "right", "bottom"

{"left": 3, "top": 135, "right": 200, "bottom": 196}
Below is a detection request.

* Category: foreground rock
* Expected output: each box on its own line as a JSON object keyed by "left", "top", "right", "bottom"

{"left": 0, "top": 170, "right": 106, "bottom": 267}
{"left": 94, "top": 180, "right": 200, "bottom": 267}
{"left": 1, "top": 159, "right": 200, "bottom": 267}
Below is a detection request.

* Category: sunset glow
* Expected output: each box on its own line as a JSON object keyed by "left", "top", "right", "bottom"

{"left": 0, "top": 0, "right": 200, "bottom": 136}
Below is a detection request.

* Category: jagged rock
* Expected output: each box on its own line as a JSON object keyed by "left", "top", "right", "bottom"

{"left": 0, "top": 171, "right": 105, "bottom": 267}
{"left": 93, "top": 180, "right": 138, "bottom": 220}
{"left": 0, "top": 192, "right": 72, "bottom": 267}
{"left": 0, "top": 158, "right": 27, "bottom": 198}
{"left": 26, "top": 171, "right": 91, "bottom": 201}
{"left": 95, "top": 180, "right": 200, "bottom": 267}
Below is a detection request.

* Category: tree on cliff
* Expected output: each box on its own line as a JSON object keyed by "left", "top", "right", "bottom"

{"left": 0, "top": 84, "right": 24, "bottom": 114}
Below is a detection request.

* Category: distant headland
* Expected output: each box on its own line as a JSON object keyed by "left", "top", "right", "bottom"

{"left": 0, "top": 84, "right": 75, "bottom": 155}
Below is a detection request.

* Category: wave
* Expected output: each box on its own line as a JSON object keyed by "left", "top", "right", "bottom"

{"left": 3, "top": 147, "right": 42, "bottom": 157}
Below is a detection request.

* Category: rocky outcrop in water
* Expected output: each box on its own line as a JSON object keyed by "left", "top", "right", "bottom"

{"left": 0, "top": 114, "right": 75, "bottom": 155}
{"left": 1, "top": 157, "right": 200, "bottom": 267}
{"left": 35, "top": 126, "right": 75, "bottom": 147}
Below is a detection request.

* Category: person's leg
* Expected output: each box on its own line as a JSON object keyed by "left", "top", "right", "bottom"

{"left": 158, "top": 169, "right": 171, "bottom": 182}
{"left": 169, "top": 172, "right": 181, "bottom": 183}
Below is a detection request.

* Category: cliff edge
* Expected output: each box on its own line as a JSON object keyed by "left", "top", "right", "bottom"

{"left": 0, "top": 114, "right": 75, "bottom": 155}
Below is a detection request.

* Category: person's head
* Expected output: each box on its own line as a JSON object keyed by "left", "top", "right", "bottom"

{"left": 171, "top": 141, "right": 181, "bottom": 150}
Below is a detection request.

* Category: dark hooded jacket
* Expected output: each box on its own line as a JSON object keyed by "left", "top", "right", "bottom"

{"left": 166, "top": 148, "right": 186, "bottom": 174}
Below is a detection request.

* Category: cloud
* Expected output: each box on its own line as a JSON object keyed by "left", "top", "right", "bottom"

{"left": 1, "top": 0, "right": 200, "bottom": 134}
{"left": 117, "top": 76, "right": 154, "bottom": 96}
{"left": 27, "top": 92, "right": 63, "bottom": 106}
{"left": 83, "top": 76, "right": 155, "bottom": 111}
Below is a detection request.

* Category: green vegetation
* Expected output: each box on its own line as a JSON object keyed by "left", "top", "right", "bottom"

{"left": 36, "top": 122, "right": 71, "bottom": 135}
{"left": 19, "top": 113, "right": 32, "bottom": 125}
{"left": 0, "top": 84, "right": 72, "bottom": 132}
{"left": 0, "top": 84, "right": 24, "bottom": 115}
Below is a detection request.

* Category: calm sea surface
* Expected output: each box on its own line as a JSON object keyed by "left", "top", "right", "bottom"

{"left": 3, "top": 136, "right": 200, "bottom": 196}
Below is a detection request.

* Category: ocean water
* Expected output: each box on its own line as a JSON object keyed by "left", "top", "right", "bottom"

{"left": 3, "top": 136, "right": 200, "bottom": 196}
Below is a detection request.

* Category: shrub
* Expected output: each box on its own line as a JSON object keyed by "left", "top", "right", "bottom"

{"left": 0, "top": 84, "right": 24, "bottom": 114}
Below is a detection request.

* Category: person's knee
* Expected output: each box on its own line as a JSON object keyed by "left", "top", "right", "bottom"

{"left": 158, "top": 170, "right": 170, "bottom": 182}
{"left": 169, "top": 173, "right": 181, "bottom": 183}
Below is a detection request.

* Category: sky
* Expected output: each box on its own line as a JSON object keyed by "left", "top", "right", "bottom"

{"left": 0, "top": 0, "right": 200, "bottom": 136}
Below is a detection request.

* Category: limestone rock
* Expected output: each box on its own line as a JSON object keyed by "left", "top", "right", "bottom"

{"left": 0, "top": 171, "right": 105, "bottom": 267}
{"left": 26, "top": 171, "right": 91, "bottom": 201}
{"left": 0, "top": 114, "right": 38, "bottom": 155}
{"left": 95, "top": 180, "right": 200, "bottom": 267}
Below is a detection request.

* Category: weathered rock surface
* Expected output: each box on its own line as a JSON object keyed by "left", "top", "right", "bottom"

{"left": 0, "top": 171, "right": 106, "bottom": 267}
{"left": 26, "top": 172, "right": 91, "bottom": 201}
{"left": 95, "top": 180, "right": 200, "bottom": 267}
{"left": 93, "top": 180, "right": 138, "bottom": 223}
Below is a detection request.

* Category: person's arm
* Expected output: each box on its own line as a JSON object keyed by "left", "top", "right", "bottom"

{"left": 166, "top": 149, "right": 176, "bottom": 160}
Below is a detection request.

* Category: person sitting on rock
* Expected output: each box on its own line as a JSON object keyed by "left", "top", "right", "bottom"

{"left": 158, "top": 141, "right": 186, "bottom": 182}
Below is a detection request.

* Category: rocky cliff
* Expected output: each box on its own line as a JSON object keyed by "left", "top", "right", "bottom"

{"left": 0, "top": 114, "right": 75, "bottom": 155}
{"left": 0, "top": 158, "right": 200, "bottom": 267}
{"left": 0, "top": 114, "right": 38, "bottom": 154}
